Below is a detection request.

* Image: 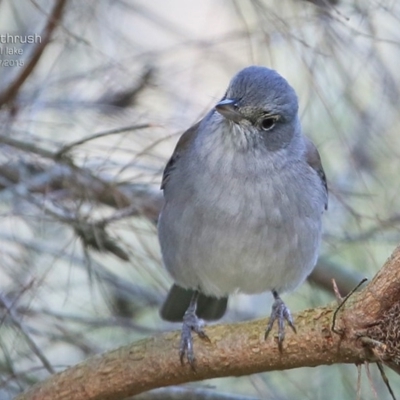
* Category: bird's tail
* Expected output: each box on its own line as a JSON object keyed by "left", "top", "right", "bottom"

{"left": 160, "top": 284, "right": 228, "bottom": 322}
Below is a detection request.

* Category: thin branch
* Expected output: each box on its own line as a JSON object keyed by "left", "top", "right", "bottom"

{"left": 0, "top": 135, "right": 56, "bottom": 159}
{"left": 0, "top": 0, "right": 68, "bottom": 107}
{"left": 55, "top": 124, "right": 154, "bottom": 158}
{"left": 0, "top": 160, "right": 162, "bottom": 217}
{"left": 0, "top": 293, "right": 55, "bottom": 375}
{"left": 309, "top": 258, "right": 365, "bottom": 296}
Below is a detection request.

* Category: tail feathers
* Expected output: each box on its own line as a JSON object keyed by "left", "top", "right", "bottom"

{"left": 160, "top": 284, "right": 228, "bottom": 322}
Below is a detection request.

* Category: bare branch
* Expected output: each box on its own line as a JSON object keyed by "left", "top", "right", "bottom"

{"left": 0, "top": 292, "right": 55, "bottom": 375}
{"left": 0, "top": 135, "right": 57, "bottom": 159}
{"left": 309, "top": 258, "right": 366, "bottom": 296}
{"left": 0, "top": 0, "right": 68, "bottom": 107}
{"left": 55, "top": 124, "right": 154, "bottom": 158}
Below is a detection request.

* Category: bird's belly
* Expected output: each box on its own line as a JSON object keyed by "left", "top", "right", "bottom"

{"left": 159, "top": 193, "right": 321, "bottom": 297}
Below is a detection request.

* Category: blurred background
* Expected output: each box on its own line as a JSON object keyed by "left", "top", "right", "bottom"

{"left": 0, "top": 0, "right": 400, "bottom": 399}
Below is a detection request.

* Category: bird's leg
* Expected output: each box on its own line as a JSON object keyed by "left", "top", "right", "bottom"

{"left": 179, "top": 290, "right": 210, "bottom": 368}
{"left": 264, "top": 290, "right": 296, "bottom": 351}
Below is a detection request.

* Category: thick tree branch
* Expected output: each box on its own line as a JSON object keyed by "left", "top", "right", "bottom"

{"left": 15, "top": 245, "right": 400, "bottom": 400}
{"left": 13, "top": 307, "right": 366, "bottom": 400}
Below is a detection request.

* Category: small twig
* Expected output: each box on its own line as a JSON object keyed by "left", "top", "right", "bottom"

{"left": 55, "top": 124, "right": 153, "bottom": 158}
{"left": 0, "top": 159, "right": 161, "bottom": 218}
{"left": 13, "top": 188, "right": 130, "bottom": 260}
{"left": 0, "top": 280, "right": 35, "bottom": 326}
{"left": 0, "top": 135, "right": 57, "bottom": 159}
{"left": 365, "top": 362, "right": 379, "bottom": 400}
{"left": 98, "top": 204, "right": 145, "bottom": 225}
{"left": 309, "top": 258, "right": 366, "bottom": 297}
{"left": 331, "top": 278, "right": 368, "bottom": 334}
{"left": 332, "top": 278, "right": 342, "bottom": 302}
{"left": 0, "top": 293, "right": 55, "bottom": 374}
{"left": 376, "top": 362, "right": 397, "bottom": 400}
{"left": 356, "top": 363, "right": 362, "bottom": 400}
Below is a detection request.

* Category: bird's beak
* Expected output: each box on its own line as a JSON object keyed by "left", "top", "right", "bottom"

{"left": 215, "top": 99, "right": 242, "bottom": 123}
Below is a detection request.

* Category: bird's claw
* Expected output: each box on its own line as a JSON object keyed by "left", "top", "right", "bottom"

{"left": 265, "top": 295, "right": 296, "bottom": 351}
{"left": 179, "top": 312, "right": 209, "bottom": 368}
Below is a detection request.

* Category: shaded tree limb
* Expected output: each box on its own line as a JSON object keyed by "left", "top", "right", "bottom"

{"left": 14, "top": 245, "right": 400, "bottom": 400}
{"left": 0, "top": 0, "right": 68, "bottom": 107}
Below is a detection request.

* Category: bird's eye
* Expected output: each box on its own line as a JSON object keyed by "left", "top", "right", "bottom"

{"left": 260, "top": 117, "right": 277, "bottom": 131}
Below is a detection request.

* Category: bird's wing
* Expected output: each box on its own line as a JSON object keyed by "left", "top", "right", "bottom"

{"left": 161, "top": 121, "right": 200, "bottom": 190}
{"left": 304, "top": 137, "right": 328, "bottom": 210}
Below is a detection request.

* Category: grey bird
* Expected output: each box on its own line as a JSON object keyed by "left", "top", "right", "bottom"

{"left": 158, "top": 66, "right": 328, "bottom": 366}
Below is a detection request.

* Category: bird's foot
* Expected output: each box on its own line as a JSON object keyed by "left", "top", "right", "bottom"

{"left": 264, "top": 292, "right": 296, "bottom": 351}
{"left": 179, "top": 310, "right": 210, "bottom": 368}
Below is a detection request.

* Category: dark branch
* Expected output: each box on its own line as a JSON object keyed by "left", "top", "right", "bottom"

{"left": 0, "top": 0, "right": 68, "bottom": 107}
